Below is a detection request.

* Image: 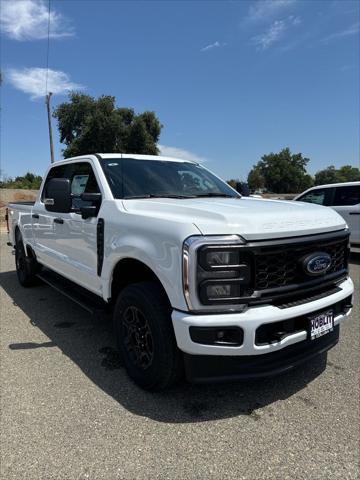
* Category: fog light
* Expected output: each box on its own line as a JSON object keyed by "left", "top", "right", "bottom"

{"left": 206, "top": 284, "right": 232, "bottom": 298}
{"left": 189, "top": 326, "right": 244, "bottom": 346}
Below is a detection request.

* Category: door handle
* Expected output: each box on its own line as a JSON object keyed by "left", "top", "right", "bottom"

{"left": 32, "top": 214, "right": 39, "bottom": 219}
{"left": 53, "top": 217, "right": 64, "bottom": 224}
{"left": 349, "top": 212, "right": 360, "bottom": 215}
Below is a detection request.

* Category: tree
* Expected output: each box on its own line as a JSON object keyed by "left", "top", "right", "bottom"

{"left": 337, "top": 165, "right": 360, "bottom": 182}
{"left": 247, "top": 148, "right": 313, "bottom": 193}
{"left": 247, "top": 167, "right": 265, "bottom": 191}
{"left": 227, "top": 179, "right": 238, "bottom": 189}
{"left": 314, "top": 165, "right": 360, "bottom": 185}
{"left": 0, "top": 172, "right": 42, "bottom": 189}
{"left": 53, "top": 93, "right": 162, "bottom": 158}
{"left": 314, "top": 166, "right": 339, "bottom": 185}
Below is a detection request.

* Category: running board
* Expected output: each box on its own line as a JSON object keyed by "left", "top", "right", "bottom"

{"left": 37, "top": 269, "right": 109, "bottom": 315}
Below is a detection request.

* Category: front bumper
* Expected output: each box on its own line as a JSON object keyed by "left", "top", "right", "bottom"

{"left": 172, "top": 277, "right": 353, "bottom": 357}
{"left": 184, "top": 325, "right": 340, "bottom": 383}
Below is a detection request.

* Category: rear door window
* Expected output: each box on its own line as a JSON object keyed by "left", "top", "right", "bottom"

{"left": 332, "top": 186, "right": 360, "bottom": 206}
{"left": 297, "top": 188, "right": 333, "bottom": 206}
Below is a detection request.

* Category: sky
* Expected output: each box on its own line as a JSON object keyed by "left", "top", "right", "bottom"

{"left": 1, "top": 0, "right": 359, "bottom": 181}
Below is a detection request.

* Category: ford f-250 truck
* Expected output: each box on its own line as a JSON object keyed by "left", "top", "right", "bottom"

{"left": 7, "top": 154, "right": 354, "bottom": 390}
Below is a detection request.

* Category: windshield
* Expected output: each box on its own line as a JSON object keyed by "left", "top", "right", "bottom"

{"left": 101, "top": 159, "right": 239, "bottom": 199}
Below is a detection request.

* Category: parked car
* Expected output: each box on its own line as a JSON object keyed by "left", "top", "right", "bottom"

{"left": 6, "top": 154, "right": 353, "bottom": 390}
{"left": 294, "top": 182, "right": 360, "bottom": 246}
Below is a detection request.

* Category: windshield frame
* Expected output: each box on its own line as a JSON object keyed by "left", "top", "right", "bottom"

{"left": 99, "top": 157, "right": 241, "bottom": 200}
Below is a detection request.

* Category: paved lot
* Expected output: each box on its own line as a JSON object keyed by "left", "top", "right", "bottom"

{"left": 0, "top": 233, "right": 359, "bottom": 480}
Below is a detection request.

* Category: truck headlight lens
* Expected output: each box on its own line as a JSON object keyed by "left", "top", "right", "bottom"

{"left": 199, "top": 248, "right": 240, "bottom": 269}
{"left": 183, "top": 235, "right": 253, "bottom": 312}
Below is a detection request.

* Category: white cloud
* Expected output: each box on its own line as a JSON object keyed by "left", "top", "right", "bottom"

{"left": 200, "top": 41, "right": 227, "bottom": 52}
{"left": 288, "top": 15, "right": 301, "bottom": 26}
{"left": 247, "top": 0, "right": 297, "bottom": 22}
{"left": 158, "top": 145, "right": 207, "bottom": 163}
{"left": 7, "top": 67, "right": 83, "bottom": 99}
{"left": 0, "top": 0, "right": 73, "bottom": 40}
{"left": 251, "top": 14, "right": 301, "bottom": 51}
{"left": 321, "top": 22, "right": 360, "bottom": 43}
{"left": 252, "top": 20, "right": 286, "bottom": 50}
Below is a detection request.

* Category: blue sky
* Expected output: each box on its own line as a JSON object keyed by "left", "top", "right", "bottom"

{"left": 1, "top": 0, "right": 359, "bottom": 181}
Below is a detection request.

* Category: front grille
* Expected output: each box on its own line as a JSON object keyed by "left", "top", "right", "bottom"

{"left": 253, "top": 235, "right": 348, "bottom": 291}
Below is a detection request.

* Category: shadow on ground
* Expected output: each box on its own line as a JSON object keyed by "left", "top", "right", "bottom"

{"left": 1, "top": 269, "right": 329, "bottom": 424}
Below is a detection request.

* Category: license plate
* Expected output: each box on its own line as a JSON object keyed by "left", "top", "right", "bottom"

{"left": 309, "top": 310, "right": 334, "bottom": 340}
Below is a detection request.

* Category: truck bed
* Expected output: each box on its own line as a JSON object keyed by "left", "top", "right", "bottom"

{"left": 8, "top": 201, "right": 35, "bottom": 206}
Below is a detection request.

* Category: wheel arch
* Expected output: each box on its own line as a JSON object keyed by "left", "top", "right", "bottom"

{"left": 14, "top": 226, "right": 36, "bottom": 259}
{"left": 109, "top": 257, "right": 171, "bottom": 306}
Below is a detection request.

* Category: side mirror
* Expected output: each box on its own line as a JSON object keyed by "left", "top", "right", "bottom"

{"left": 44, "top": 178, "right": 72, "bottom": 213}
{"left": 80, "top": 192, "right": 102, "bottom": 203}
{"left": 79, "top": 192, "right": 102, "bottom": 219}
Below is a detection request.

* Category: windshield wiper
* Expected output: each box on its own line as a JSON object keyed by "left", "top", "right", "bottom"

{"left": 193, "top": 193, "right": 239, "bottom": 198}
{"left": 123, "top": 194, "right": 196, "bottom": 199}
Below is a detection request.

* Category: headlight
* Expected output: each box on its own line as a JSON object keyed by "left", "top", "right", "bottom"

{"left": 199, "top": 247, "right": 240, "bottom": 269}
{"left": 183, "top": 235, "right": 253, "bottom": 312}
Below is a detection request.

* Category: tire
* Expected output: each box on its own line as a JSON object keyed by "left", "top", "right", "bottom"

{"left": 113, "top": 282, "right": 183, "bottom": 391}
{"left": 15, "top": 231, "right": 41, "bottom": 287}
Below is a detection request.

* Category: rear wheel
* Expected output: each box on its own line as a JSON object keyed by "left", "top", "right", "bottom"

{"left": 15, "top": 231, "right": 40, "bottom": 287}
{"left": 113, "top": 282, "right": 183, "bottom": 391}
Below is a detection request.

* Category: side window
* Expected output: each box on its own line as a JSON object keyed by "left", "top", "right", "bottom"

{"left": 42, "top": 162, "right": 100, "bottom": 210}
{"left": 42, "top": 165, "right": 67, "bottom": 200}
{"left": 68, "top": 163, "right": 101, "bottom": 210}
{"left": 332, "top": 186, "right": 360, "bottom": 206}
{"left": 298, "top": 188, "right": 333, "bottom": 206}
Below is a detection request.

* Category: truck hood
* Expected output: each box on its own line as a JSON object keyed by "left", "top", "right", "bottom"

{"left": 122, "top": 197, "right": 346, "bottom": 240}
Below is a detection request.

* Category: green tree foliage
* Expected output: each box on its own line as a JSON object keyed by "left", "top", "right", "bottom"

{"left": 53, "top": 93, "right": 163, "bottom": 158}
{"left": 247, "top": 167, "right": 265, "bottom": 191}
{"left": 314, "top": 165, "right": 360, "bottom": 185}
{"left": 0, "top": 172, "right": 42, "bottom": 189}
{"left": 226, "top": 179, "right": 251, "bottom": 195}
{"left": 227, "top": 179, "right": 238, "bottom": 189}
{"left": 247, "top": 148, "right": 314, "bottom": 193}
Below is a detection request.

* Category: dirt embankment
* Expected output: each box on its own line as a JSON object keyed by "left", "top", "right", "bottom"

{"left": 0, "top": 189, "right": 38, "bottom": 228}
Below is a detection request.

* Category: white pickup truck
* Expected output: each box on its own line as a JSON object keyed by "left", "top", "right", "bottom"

{"left": 7, "top": 154, "right": 354, "bottom": 390}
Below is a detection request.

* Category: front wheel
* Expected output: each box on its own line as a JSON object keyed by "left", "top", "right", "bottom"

{"left": 113, "top": 282, "right": 183, "bottom": 391}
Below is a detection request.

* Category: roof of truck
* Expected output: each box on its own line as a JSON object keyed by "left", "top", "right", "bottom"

{"left": 53, "top": 153, "right": 195, "bottom": 165}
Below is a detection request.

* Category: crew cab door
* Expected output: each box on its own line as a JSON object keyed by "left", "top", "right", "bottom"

{"left": 33, "top": 161, "right": 103, "bottom": 294}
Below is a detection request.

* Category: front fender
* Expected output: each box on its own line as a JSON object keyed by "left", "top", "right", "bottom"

{"left": 101, "top": 211, "right": 200, "bottom": 311}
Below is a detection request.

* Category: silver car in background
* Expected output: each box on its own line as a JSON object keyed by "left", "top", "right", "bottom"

{"left": 294, "top": 182, "right": 360, "bottom": 246}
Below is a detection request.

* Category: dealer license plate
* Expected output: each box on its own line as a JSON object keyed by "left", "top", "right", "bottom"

{"left": 309, "top": 310, "right": 334, "bottom": 340}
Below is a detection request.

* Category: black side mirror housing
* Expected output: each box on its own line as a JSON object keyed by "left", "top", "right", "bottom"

{"left": 80, "top": 206, "right": 99, "bottom": 219}
{"left": 80, "top": 192, "right": 102, "bottom": 203}
{"left": 79, "top": 192, "right": 102, "bottom": 219}
{"left": 44, "top": 178, "right": 72, "bottom": 213}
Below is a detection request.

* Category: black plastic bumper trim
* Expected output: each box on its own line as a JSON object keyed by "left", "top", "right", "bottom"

{"left": 184, "top": 326, "right": 339, "bottom": 383}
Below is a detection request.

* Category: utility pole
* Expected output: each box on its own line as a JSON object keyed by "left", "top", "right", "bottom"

{"left": 45, "top": 92, "right": 54, "bottom": 163}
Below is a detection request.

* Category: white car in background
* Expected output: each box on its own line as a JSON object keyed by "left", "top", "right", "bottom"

{"left": 294, "top": 182, "right": 360, "bottom": 246}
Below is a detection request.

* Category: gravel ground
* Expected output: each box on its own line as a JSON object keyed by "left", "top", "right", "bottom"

{"left": 0, "top": 234, "right": 359, "bottom": 480}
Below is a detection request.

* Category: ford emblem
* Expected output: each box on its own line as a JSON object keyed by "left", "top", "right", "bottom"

{"left": 302, "top": 252, "right": 332, "bottom": 276}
